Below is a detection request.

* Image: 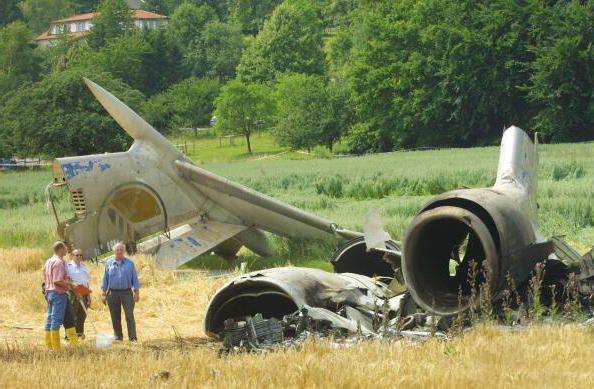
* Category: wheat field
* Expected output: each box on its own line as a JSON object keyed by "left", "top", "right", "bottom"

{"left": 1, "top": 247, "right": 594, "bottom": 388}
{"left": 1, "top": 141, "right": 593, "bottom": 387}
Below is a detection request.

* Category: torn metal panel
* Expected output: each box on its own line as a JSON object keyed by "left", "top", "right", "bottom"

{"left": 302, "top": 306, "right": 374, "bottom": 335}
{"left": 342, "top": 305, "right": 374, "bottom": 333}
{"left": 137, "top": 220, "right": 248, "bottom": 269}
{"left": 331, "top": 236, "right": 401, "bottom": 280}
{"left": 578, "top": 249, "right": 594, "bottom": 295}
{"left": 551, "top": 236, "right": 585, "bottom": 271}
{"left": 363, "top": 209, "right": 393, "bottom": 251}
{"left": 203, "top": 267, "right": 394, "bottom": 337}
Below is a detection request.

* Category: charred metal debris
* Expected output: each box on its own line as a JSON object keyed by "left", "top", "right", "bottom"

{"left": 213, "top": 249, "right": 594, "bottom": 352}
{"left": 210, "top": 268, "right": 448, "bottom": 353}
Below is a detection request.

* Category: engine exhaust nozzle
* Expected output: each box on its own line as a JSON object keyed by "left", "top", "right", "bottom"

{"left": 403, "top": 206, "right": 498, "bottom": 316}
{"left": 402, "top": 126, "right": 549, "bottom": 316}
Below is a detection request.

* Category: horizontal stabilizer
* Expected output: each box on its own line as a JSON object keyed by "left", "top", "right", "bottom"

{"left": 138, "top": 220, "right": 247, "bottom": 269}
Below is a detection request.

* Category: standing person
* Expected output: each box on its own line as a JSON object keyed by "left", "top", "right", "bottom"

{"left": 66, "top": 249, "right": 91, "bottom": 339}
{"left": 101, "top": 242, "right": 140, "bottom": 341}
{"left": 42, "top": 241, "right": 77, "bottom": 349}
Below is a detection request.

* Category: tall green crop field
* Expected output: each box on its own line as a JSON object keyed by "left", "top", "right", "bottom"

{"left": 1, "top": 141, "right": 592, "bottom": 261}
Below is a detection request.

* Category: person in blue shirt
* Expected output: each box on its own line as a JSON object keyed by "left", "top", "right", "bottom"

{"left": 100, "top": 242, "right": 140, "bottom": 341}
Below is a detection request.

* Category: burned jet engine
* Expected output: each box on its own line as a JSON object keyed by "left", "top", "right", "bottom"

{"left": 46, "top": 79, "right": 360, "bottom": 269}
{"left": 204, "top": 267, "right": 402, "bottom": 337}
{"left": 402, "top": 126, "right": 555, "bottom": 316}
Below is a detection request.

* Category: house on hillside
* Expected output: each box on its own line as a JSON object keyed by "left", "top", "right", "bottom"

{"left": 35, "top": 9, "right": 167, "bottom": 46}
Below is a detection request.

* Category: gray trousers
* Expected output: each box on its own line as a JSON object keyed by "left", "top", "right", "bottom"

{"left": 107, "top": 289, "right": 137, "bottom": 341}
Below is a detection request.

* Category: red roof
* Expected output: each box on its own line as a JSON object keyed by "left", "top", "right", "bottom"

{"left": 52, "top": 12, "right": 95, "bottom": 23}
{"left": 52, "top": 10, "right": 167, "bottom": 23}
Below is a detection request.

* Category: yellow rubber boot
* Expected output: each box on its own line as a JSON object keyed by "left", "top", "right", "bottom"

{"left": 44, "top": 330, "right": 52, "bottom": 349}
{"left": 65, "top": 327, "right": 79, "bottom": 345}
{"left": 50, "top": 330, "right": 61, "bottom": 350}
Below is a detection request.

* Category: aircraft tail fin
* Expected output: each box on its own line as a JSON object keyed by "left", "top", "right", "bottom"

{"left": 83, "top": 78, "right": 181, "bottom": 156}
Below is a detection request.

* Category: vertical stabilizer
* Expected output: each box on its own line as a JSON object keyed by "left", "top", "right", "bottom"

{"left": 494, "top": 126, "right": 538, "bottom": 221}
{"left": 83, "top": 78, "right": 181, "bottom": 156}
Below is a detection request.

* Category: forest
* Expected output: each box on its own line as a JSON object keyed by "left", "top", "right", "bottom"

{"left": 1, "top": 0, "right": 593, "bottom": 157}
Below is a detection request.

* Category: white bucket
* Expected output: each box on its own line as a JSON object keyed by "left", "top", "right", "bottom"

{"left": 95, "top": 333, "right": 115, "bottom": 349}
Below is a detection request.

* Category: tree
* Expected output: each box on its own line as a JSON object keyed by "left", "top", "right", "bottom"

{"left": 166, "top": 3, "right": 217, "bottom": 50}
{"left": 73, "top": 33, "right": 151, "bottom": 92}
{"left": 164, "top": 0, "right": 229, "bottom": 19}
{"left": 72, "top": 0, "right": 100, "bottom": 12}
{"left": 87, "top": 0, "right": 134, "bottom": 49}
{"left": 327, "top": 25, "right": 352, "bottom": 75}
{"left": 273, "top": 73, "right": 352, "bottom": 151}
{"left": 142, "top": 0, "right": 170, "bottom": 15}
{"left": 141, "top": 27, "right": 184, "bottom": 95}
{"left": 67, "top": 29, "right": 183, "bottom": 96}
{"left": 0, "top": 0, "right": 23, "bottom": 27}
{"left": 527, "top": 1, "right": 594, "bottom": 142}
{"left": 236, "top": 1, "right": 325, "bottom": 82}
{"left": 196, "top": 0, "right": 229, "bottom": 20}
{"left": 184, "top": 21, "right": 245, "bottom": 80}
{"left": 19, "top": 0, "right": 74, "bottom": 33}
{"left": 322, "top": 0, "right": 356, "bottom": 29}
{"left": 274, "top": 73, "right": 328, "bottom": 151}
{"left": 0, "top": 69, "right": 144, "bottom": 157}
{"left": 142, "top": 77, "right": 220, "bottom": 132}
{"left": 214, "top": 80, "right": 273, "bottom": 153}
{"left": 324, "top": 77, "right": 353, "bottom": 150}
{"left": 40, "top": 35, "right": 94, "bottom": 74}
{"left": 0, "top": 22, "right": 41, "bottom": 95}
{"left": 228, "top": 0, "right": 281, "bottom": 35}
{"left": 345, "top": 0, "right": 536, "bottom": 152}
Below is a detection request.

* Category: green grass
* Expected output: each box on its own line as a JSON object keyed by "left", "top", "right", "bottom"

{"left": 0, "top": 168, "right": 75, "bottom": 248}
{"left": 1, "top": 140, "right": 592, "bottom": 267}
{"left": 169, "top": 131, "right": 349, "bottom": 163}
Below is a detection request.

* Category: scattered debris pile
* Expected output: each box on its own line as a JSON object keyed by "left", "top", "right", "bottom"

{"left": 220, "top": 304, "right": 449, "bottom": 353}
{"left": 206, "top": 267, "right": 453, "bottom": 352}
{"left": 209, "top": 249, "right": 594, "bottom": 352}
{"left": 223, "top": 314, "right": 283, "bottom": 350}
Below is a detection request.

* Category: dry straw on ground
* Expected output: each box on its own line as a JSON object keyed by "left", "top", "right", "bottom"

{"left": 1, "top": 323, "right": 594, "bottom": 388}
{"left": 1, "top": 247, "right": 594, "bottom": 388}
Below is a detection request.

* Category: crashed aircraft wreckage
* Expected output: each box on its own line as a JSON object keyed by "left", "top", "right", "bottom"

{"left": 204, "top": 127, "right": 593, "bottom": 345}
{"left": 403, "top": 126, "right": 556, "bottom": 316}
{"left": 46, "top": 78, "right": 369, "bottom": 270}
{"left": 49, "top": 80, "right": 592, "bottom": 345}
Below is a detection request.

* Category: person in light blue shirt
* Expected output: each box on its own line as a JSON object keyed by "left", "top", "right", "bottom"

{"left": 100, "top": 242, "right": 140, "bottom": 341}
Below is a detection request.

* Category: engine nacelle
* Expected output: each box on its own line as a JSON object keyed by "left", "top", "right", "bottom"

{"left": 402, "top": 126, "right": 552, "bottom": 316}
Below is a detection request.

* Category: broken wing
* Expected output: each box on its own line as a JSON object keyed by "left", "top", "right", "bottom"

{"left": 138, "top": 219, "right": 248, "bottom": 269}
{"left": 174, "top": 160, "right": 360, "bottom": 241}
